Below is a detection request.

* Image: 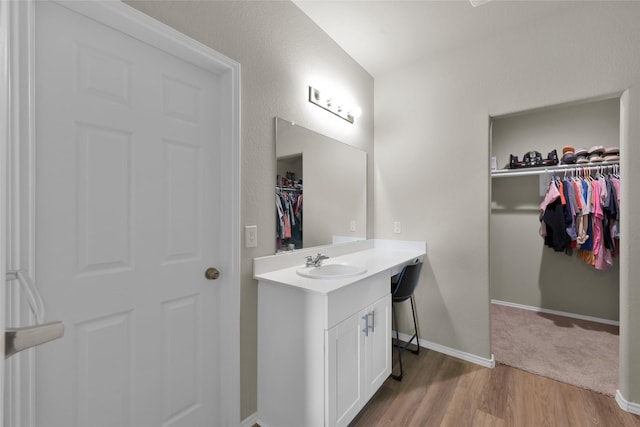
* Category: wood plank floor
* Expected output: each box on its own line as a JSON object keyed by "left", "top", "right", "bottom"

{"left": 349, "top": 349, "right": 640, "bottom": 427}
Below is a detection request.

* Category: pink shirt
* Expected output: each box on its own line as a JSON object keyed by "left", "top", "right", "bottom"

{"left": 540, "top": 182, "right": 561, "bottom": 212}
{"left": 539, "top": 182, "right": 561, "bottom": 237}
{"left": 593, "top": 179, "right": 613, "bottom": 270}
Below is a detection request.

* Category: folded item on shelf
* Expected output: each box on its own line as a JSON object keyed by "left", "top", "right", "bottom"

{"left": 604, "top": 154, "right": 620, "bottom": 162}
{"left": 574, "top": 148, "right": 589, "bottom": 157}
{"left": 562, "top": 152, "right": 577, "bottom": 164}
{"left": 562, "top": 145, "right": 575, "bottom": 155}
{"left": 589, "top": 153, "right": 604, "bottom": 162}
{"left": 604, "top": 146, "right": 620, "bottom": 155}
{"left": 588, "top": 145, "right": 605, "bottom": 155}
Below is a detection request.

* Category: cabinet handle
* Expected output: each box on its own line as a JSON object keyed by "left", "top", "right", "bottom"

{"left": 362, "top": 314, "right": 369, "bottom": 336}
{"left": 369, "top": 311, "right": 375, "bottom": 333}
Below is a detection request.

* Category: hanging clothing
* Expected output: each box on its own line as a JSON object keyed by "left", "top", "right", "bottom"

{"left": 540, "top": 168, "right": 620, "bottom": 270}
{"left": 276, "top": 194, "right": 285, "bottom": 238}
{"left": 540, "top": 178, "right": 571, "bottom": 252}
{"left": 276, "top": 187, "right": 303, "bottom": 249}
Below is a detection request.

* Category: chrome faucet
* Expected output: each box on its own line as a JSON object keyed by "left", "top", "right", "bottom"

{"left": 305, "top": 253, "right": 329, "bottom": 267}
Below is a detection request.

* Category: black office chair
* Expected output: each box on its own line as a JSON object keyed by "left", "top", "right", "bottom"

{"left": 390, "top": 261, "right": 422, "bottom": 381}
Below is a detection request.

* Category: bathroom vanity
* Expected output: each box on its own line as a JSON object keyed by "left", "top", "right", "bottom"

{"left": 254, "top": 240, "right": 426, "bottom": 427}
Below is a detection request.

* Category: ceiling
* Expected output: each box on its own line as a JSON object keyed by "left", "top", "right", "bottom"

{"left": 293, "top": 0, "right": 585, "bottom": 78}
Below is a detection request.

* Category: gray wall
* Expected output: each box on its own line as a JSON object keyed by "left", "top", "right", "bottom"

{"left": 491, "top": 99, "right": 620, "bottom": 321}
{"left": 374, "top": 1, "right": 640, "bottom": 405}
{"left": 125, "top": 1, "right": 374, "bottom": 420}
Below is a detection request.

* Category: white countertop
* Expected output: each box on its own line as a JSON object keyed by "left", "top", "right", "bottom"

{"left": 253, "top": 239, "right": 426, "bottom": 295}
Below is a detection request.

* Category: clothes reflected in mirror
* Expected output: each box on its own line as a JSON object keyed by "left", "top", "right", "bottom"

{"left": 276, "top": 171, "right": 303, "bottom": 251}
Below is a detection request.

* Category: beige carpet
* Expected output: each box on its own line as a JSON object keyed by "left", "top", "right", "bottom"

{"left": 491, "top": 303, "right": 619, "bottom": 396}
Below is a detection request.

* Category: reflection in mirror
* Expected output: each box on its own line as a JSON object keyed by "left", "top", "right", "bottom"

{"left": 275, "top": 117, "right": 367, "bottom": 252}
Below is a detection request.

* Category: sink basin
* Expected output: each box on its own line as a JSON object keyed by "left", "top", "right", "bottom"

{"left": 296, "top": 263, "right": 367, "bottom": 280}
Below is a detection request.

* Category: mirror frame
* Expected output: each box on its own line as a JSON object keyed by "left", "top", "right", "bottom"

{"left": 275, "top": 117, "right": 367, "bottom": 252}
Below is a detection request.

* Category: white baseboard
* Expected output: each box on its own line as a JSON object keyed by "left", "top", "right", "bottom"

{"left": 394, "top": 331, "right": 495, "bottom": 368}
{"left": 241, "top": 412, "right": 258, "bottom": 427}
{"left": 616, "top": 390, "right": 640, "bottom": 415}
{"left": 491, "top": 299, "right": 619, "bottom": 326}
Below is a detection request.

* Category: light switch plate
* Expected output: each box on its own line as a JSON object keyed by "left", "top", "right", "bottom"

{"left": 245, "top": 225, "right": 258, "bottom": 248}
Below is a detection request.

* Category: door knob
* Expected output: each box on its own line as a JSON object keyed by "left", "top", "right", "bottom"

{"left": 204, "top": 267, "right": 220, "bottom": 280}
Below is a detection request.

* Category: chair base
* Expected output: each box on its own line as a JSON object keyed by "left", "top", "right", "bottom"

{"left": 391, "top": 335, "right": 420, "bottom": 381}
{"left": 391, "top": 295, "right": 420, "bottom": 381}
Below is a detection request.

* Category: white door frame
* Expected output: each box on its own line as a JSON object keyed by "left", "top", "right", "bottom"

{"left": 1, "top": 1, "right": 241, "bottom": 425}
{"left": 0, "top": 0, "right": 10, "bottom": 423}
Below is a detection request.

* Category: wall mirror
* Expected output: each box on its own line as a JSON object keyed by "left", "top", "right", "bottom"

{"left": 275, "top": 117, "right": 367, "bottom": 252}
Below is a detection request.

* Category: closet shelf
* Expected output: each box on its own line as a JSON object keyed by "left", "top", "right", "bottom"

{"left": 491, "top": 161, "right": 619, "bottom": 178}
{"left": 276, "top": 185, "right": 302, "bottom": 192}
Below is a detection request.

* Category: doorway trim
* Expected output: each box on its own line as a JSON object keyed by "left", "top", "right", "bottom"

{"left": 2, "top": 1, "right": 241, "bottom": 425}
{"left": 487, "top": 91, "right": 628, "bottom": 413}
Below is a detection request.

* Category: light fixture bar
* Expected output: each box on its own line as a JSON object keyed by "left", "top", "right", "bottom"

{"left": 469, "top": 0, "right": 492, "bottom": 7}
{"left": 308, "top": 86, "right": 357, "bottom": 124}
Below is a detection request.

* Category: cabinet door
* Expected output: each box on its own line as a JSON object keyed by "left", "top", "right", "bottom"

{"left": 364, "top": 294, "right": 391, "bottom": 398}
{"left": 326, "top": 311, "right": 364, "bottom": 427}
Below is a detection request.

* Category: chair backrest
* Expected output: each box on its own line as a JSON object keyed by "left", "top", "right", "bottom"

{"left": 392, "top": 262, "right": 422, "bottom": 303}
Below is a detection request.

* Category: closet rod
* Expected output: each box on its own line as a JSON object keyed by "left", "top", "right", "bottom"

{"left": 276, "top": 186, "right": 302, "bottom": 192}
{"left": 491, "top": 161, "right": 619, "bottom": 178}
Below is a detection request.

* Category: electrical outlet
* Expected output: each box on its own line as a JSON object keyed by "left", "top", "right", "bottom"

{"left": 245, "top": 225, "right": 258, "bottom": 248}
{"left": 350, "top": 220, "right": 357, "bottom": 232}
{"left": 393, "top": 221, "right": 401, "bottom": 234}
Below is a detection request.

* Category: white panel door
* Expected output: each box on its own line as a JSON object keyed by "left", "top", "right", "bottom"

{"left": 364, "top": 295, "right": 391, "bottom": 398}
{"left": 33, "top": 2, "right": 222, "bottom": 426}
{"left": 326, "top": 311, "right": 364, "bottom": 427}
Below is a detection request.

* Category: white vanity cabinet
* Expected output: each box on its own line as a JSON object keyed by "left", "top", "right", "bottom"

{"left": 326, "top": 293, "right": 390, "bottom": 427}
{"left": 257, "top": 271, "right": 391, "bottom": 427}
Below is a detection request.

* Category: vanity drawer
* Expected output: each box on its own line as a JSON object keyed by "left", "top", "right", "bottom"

{"left": 325, "top": 271, "right": 389, "bottom": 330}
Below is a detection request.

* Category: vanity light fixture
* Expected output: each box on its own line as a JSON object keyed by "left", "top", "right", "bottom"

{"left": 308, "top": 86, "right": 361, "bottom": 124}
{"left": 469, "top": 0, "right": 492, "bottom": 6}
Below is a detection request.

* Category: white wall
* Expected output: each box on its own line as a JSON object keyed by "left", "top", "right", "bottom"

{"left": 375, "top": 1, "right": 640, "bottom": 404}
{"left": 491, "top": 98, "right": 620, "bottom": 321}
{"left": 124, "top": 1, "right": 374, "bottom": 420}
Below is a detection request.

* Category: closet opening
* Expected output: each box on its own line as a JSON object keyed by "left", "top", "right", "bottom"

{"left": 489, "top": 95, "right": 621, "bottom": 397}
